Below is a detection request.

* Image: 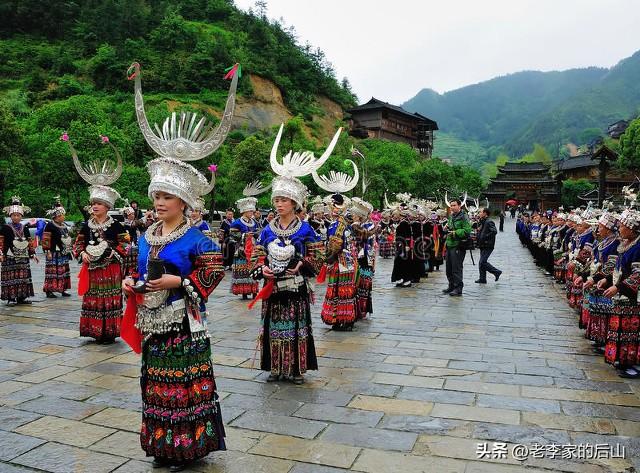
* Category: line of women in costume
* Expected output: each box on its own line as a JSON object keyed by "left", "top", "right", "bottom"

{"left": 0, "top": 196, "right": 75, "bottom": 307}
{"left": 49, "top": 62, "right": 378, "bottom": 469}
{"left": 517, "top": 198, "right": 640, "bottom": 379}
{"left": 384, "top": 195, "right": 446, "bottom": 288}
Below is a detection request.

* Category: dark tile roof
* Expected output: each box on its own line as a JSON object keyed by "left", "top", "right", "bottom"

{"left": 347, "top": 98, "right": 439, "bottom": 129}
{"left": 554, "top": 154, "right": 595, "bottom": 171}
{"left": 497, "top": 162, "right": 551, "bottom": 172}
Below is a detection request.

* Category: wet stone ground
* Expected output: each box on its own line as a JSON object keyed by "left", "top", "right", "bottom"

{"left": 0, "top": 220, "right": 639, "bottom": 472}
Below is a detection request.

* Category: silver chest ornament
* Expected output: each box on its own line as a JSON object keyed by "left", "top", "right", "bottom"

{"left": 12, "top": 238, "right": 29, "bottom": 258}
{"left": 85, "top": 240, "right": 109, "bottom": 259}
{"left": 267, "top": 239, "right": 295, "bottom": 274}
{"left": 61, "top": 236, "right": 73, "bottom": 254}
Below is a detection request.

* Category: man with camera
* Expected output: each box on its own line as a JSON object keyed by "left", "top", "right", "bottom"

{"left": 442, "top": 199, "right": 472, "bottom": 296}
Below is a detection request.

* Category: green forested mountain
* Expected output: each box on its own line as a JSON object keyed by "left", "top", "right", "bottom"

{"left": 0, "top": 0, "right": 483, "bottom": 216}
{"left": 404, "top": 51, "right": 640, "bottom": 162}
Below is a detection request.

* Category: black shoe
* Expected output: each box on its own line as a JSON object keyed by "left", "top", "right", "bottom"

{"left": 395, "top": 280, "right": 405, "bottom": 287}
{"left": 495, "top": 271, "right": 502, "bottom": 282}
{"left": 475, "top": 279, "right": 487, "bottom": 284}
{"left": 152, "top": 458, "right": 167, "bottom": 468}
{"left": 442, "top": 287, "right": 454, "bottom": 294}
{"left": 619, "top": 368, "right": 640, "bottom": 379}
{"left": 266, "top": 374, "right": 279, "bottom": 382}
{"left": 449, "top": 289, "right": 463, "bottom": 297}
{"left": 46, "top": 292, "right": 57, "bottom": 298}
{"left": 61, "top": 292, "right": 71, "bottom": 297}
{"left": 169, "top": 464, "right": 186, "bottom": 472}
{"left": 17, "top": 299, "right": 32, "bottom": 305}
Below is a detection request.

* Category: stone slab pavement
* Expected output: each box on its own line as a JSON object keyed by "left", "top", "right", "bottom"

{"left": 0, "top": 219, "right": 639, "bottom": 472}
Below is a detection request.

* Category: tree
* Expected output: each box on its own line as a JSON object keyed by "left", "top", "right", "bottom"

{"left": 0, "top": 101, "right": 24, "bottom": 205}
{"left": 519, "top": 143, "right": 552, "bottom": 164}
{"left": 561, "top": 179, "right": 595, "bottom": 208}
{"left": 618, "top": 117, "right": 640, "bottom": 172}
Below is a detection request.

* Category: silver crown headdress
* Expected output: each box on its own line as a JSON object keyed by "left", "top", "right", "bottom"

{"left": 270, "top": 123, "right": 342, "bottom": 209}
{"left": 350, "top": 197, "right": 373, "bottom": 219}
{"left": 129, "top": 62, "right": 238, "bottom": 209}
{"left": 46, "top": 195, "right": 66, "bottom": 218}
{"left": 3, "top": 195, "right": 31, "bottom": 216}
{"left": 64, "top": 133, "right": 122, "bottom": 208}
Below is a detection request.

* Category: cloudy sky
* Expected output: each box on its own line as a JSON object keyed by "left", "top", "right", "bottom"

{"left": 233, "top": 0, "right": 640, "bottom": 104}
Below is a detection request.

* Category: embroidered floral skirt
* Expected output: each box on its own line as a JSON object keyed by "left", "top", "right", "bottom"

{"left": 356, "top": 266, "right": 374, "bottom": 320}
{"left": 553, "top": 256, "right": 565, "bottom": 282}
{"left": 80, "top": 261, "right": 122, "bottom": 341}
{"left": 231, "top": 255, "right": 259, "bottom": 296}
{"left": 140, "top": 324, "right": 226, "bottom": 461}
{"left": 321, "top": 263, "right": 357, "bottom": 326}
{"left": 43, "top": 251, "right": 71, "bottom": 294}
{"left": 0, "top": 256, "right": 34, "bottom": 301}
{"left": 260, "top": 284, "right": 318, "bottom": 377}
{"left": 585, "top": 292, "right": 613, "bottom": 344}
{"left": 605, "top": 298, "right": 640, "bottom": 368}
{"left": 580, "top": 287, "right": 594, "bottom": 329}
{"left": 378, "top": 240, "right": 395, "bottom": 258}
{"left": 569, "top": 280, "right": 583, "bottom": 311}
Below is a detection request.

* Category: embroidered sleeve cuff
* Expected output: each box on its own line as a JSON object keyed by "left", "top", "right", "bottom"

{"left": 186, "top": 251, "right": 225, "bottom": 302}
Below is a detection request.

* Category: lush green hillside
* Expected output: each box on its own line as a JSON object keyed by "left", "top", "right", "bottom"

{"left": 433, "top": 132, "right": 489, "bottom": 168}
{"left": 404, "top": 51, "right": 640, "bottom": 163}
{"left": 0, "top": 0, "right": 359, "bottom": 215}
{"left": 0, "top": 0, "right": 484, "bottom": 216}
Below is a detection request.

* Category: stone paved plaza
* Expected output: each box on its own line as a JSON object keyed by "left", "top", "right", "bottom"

{"left": 1, "top": 223, "right": 639, "bottom": 473}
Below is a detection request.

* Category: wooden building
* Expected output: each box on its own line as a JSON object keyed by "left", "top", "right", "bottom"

{"left": 483, "top": 162, "right": 559, "bottom": 211}
{"left": 346, "top": 98, "right": 439, "bottom": 157}
{"left": 553, "top": 149, "right": 632, "bottom": 198}
{"left": 607, "top": 120, "right": 629, "bottom": 139}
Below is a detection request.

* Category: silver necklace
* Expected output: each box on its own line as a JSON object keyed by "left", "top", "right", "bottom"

{"left": 88, "top": 216, "right": 113, "bottom": 232}
{"left": 270, "top": 216, "right": 302, "bottom": 238}
{"left": 618, "top": 234, "right": 640, "bottom": 253}
{"left": 240, "top": 216, "right": 255, "bottom": 227}
{"left": 145, "top": 219, "right": 190, "bottom": 246}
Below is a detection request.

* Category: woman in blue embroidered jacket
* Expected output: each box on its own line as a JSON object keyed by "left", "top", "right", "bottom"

{"left": 124, "top": 61, "right": 237, "bottom": 471}
{"left": 248, "top": 123, "right": 333, "bottom": 384}
{"left": 230, "top": 196, "right": 260, "bottom": 299}
{"left": 578, "top": 213, "right": 619, "bottom": 332}
{"left": 124, "top": 187, "right": 226, "bottom": 469}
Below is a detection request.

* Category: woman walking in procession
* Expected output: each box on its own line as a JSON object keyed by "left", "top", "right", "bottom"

{"left": 248, "top": 123, "right": 328, "bottom": 383}
{"left": 66, "top": 135, "right": 128, "bottom": 343}
{"left": 122, "top": 61, "right": 237, "bottom": 470}
{"left": 42, "top": 196, "right": 72, "bottom": 298}
{"left": 0, "top": 196, "right": 36, "bottom": 306}
{"left": 230, "top": 182, "right": 269, "bottom": 299}
{"left": 314, "top": 154, "right": 361, "bottom": 330}
{"left": 351, "top": 197, "right": 376, "bottom": 320}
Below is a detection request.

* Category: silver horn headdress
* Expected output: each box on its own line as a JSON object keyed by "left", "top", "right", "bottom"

{"left": 236, "top": 180, "right": 271, "bottom": 214}
{"left": 63, "top": 133, "right": 122, "bottom": 208}
{"left": 312, "top": 159, "right": 359, "bottom": 195}
{"left": 129, "top": 62, "right": 239, "bottom": 209}
{"left": 270, "top": 123, "right": 342, "bottom": 209}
